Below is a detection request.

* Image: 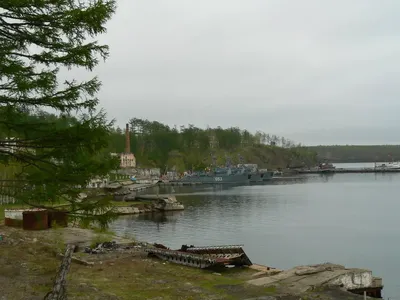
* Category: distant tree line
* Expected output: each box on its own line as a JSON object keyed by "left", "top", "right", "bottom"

{"left": 108, "top": 118, "right": 318, "bottom": 171}
{"left": 308, "top": 145, "right": 400, "bottom": 163}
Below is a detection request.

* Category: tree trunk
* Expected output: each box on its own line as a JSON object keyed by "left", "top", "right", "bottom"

{"left": 44, "top": 244, "right": 76, "bottom": 300}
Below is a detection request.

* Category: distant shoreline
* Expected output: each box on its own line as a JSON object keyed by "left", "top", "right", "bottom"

{"left": 307, "top": 145, "right": 400, "bottom": 163}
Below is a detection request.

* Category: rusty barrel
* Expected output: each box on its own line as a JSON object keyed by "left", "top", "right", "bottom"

{"left": 22, "top": 209, "right": 49, "bottom": 230}
{"left": 48, "top": 210, "right": 69, "bottom": 227}
{"left": 4, "top": 218, "right": 23, "bottom": 227}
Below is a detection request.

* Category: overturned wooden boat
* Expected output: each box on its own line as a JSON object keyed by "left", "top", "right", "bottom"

{"left": 145, "top": 244, "right": 252, "bottom": 269}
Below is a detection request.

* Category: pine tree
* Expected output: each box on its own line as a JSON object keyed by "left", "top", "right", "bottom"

{"left": 0, "top": 0, "right": 118, "bottom": 227}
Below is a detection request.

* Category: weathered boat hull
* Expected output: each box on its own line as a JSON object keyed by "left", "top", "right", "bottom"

{"left": 184, "top": 245, "right": 253, "bottom": 266}
{"left": 146, "top": 248, "right": 228, "bottom": 269}
{"left": 146, "top": 244, "right": 253, "bottom": 269}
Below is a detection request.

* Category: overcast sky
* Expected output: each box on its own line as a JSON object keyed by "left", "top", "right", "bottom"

{"left": 80, "top": 0, "right": 400, "bottom": 146}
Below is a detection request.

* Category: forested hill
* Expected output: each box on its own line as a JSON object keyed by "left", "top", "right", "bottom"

{"left": 0, "top": 112, "right": 317, "bottom": 172}
{"left": 109, "top": 118, "right": 318, "bottom": 171}
{"left": 308, "top": 145, "right": 400, "bottom": 163}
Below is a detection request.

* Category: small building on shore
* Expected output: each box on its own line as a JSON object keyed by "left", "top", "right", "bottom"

{"left": 111, "top": 123, "right": 136, "bottom": 168}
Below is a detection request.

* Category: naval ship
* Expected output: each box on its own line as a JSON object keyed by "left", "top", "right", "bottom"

{"left": 176, "top": 155, "right": 273, "bottom": 184}
{"left": 239, "top": 163, "right": 274, "bottom": 182}
{"left": 177, "top": 165, "right": 250, "bottom": 184}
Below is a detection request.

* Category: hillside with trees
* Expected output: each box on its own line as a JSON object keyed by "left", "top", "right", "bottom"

{"left": 308, "top": 145, "right": 400, "bottom": 163}
{"left": 108, "top": 118, "right": 318, "bottom": 172}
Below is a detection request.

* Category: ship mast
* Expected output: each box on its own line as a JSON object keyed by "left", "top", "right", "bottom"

{"left": 210, "top": 152, "right": 217, "bottom": 168}
{"left": 225, "top": 154, "right": 232, "bottom": 168}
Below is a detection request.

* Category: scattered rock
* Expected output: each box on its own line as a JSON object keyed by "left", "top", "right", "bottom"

{"left": 85, "top": 241, "right": 118, "bottom": 254}
{"left": 153, "top": 280, "right": 168, "bottom": 284}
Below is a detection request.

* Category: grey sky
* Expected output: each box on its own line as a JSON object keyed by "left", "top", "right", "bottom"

{"left": 83, "top": 0, "right": 400, "bottom": 145}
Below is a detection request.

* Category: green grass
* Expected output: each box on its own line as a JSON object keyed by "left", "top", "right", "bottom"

{"left": 90, "top": 233, "right": 113, "bottom": 248}
{"left": 69, "top": 261, "right": 265, "bottom": 300}
{"left": 0, "top": 225, "right": 279, "bottom": 300}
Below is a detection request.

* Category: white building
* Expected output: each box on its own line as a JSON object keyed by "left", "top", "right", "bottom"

{"left": 120, "top": 152, "right": 136, "bottom": 168}
{"left": 86, "top": 177, "right": 110, "bottom": 189}
{"left": 110, "top": 123, "right": 137, "bottom": 169}
{"left": 111, "top": 152, "right": 136, "bottom": 168}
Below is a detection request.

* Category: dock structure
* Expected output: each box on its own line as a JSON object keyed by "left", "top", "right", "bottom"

{"left": 297, "top": 168, "right": 400, "bottom": 174}
{"left": 106, "top": 182, "right": 157, "bottom": 191}
{"left": 157, "top": 181, "right": 203, "bottom": 186}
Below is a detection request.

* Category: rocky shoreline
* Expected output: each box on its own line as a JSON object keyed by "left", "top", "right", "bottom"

{"left": 113, "top": 204, "right": 154, "bottom": 215}
{"left": 112, "top": 195, "right": 184, "bottom": 215}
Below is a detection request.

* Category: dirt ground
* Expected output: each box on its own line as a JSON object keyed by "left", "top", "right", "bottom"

{"left": 0, "top": 225, "right": 367, "bottom": 300}
{"left": 0, "top": 225, "right": 281, "bottom": 300}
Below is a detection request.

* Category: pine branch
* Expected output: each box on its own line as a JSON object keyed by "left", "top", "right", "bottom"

{"left": 0, "top": 0, "right": 118, "bottom": 226}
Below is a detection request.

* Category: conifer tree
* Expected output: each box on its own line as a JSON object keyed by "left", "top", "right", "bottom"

{"left": 0, "top": 0, "right": 118, "bottom": 226}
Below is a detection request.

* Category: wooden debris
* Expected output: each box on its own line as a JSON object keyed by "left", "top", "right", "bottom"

{"left": 57, "top": 253, "right": 94, "bottom": 266}
{"left": 44, "top": 244, "right": 76, "bottom": 300}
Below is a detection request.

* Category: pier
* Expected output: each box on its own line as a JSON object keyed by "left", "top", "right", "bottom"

{"left": 297, "top": 168, "right": 400, "bottom": 174}
{"left": 158, "top": 181, "right": 203, "bottom": 186}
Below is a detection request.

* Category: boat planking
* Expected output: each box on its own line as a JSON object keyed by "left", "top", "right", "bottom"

{"left": 145, "top": 244, "right": 252, "bottom": 269}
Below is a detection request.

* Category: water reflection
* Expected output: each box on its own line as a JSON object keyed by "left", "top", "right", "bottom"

{"left": 114, "top": 211, "right": 184, "bottom": 233}
{"left": 319, "top": 173, "right": 335, "bottom": 182}
{"left": 111, "top": 176, "right": 317, "bottom": 246}
{"left": 140, "top": 211, "right": 184, "bottom": 224}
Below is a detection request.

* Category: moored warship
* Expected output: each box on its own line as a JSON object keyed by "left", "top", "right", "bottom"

{"left": 176, "top": 155, "right": 273, "bottom": 184}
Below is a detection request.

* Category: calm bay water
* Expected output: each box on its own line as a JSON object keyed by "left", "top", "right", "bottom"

{"left": 111, "top": 163, "right": 400, "bottom": 298}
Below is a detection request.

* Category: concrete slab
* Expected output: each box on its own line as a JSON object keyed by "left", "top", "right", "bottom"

{"left": 249, "top": 264, "right": 281, "bottom": 273}
{"left": 247, "top": 263, "right": 377, "bottom": 295}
